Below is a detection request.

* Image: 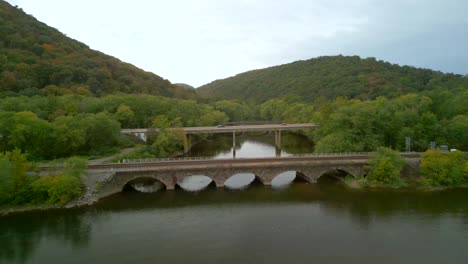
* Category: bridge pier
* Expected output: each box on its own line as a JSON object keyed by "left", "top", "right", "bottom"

{"left": 132, "top": 132, "right": 147, "bottom": 142}
{"left": 213, "top": 178, "right": 225, "bottom": 188}
{"left": 183, "top": 133, "right": 191, "bottom": 153}
{"left": 233, "top": 131, "right": 236, "bottom": 158}
{"left": 275, "top": 130, "right": 282, "bottom": 157}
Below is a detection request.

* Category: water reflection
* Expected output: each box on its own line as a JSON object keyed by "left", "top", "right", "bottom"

{"left": 2, "top": 186, "right": 468, "bottom": 264}
{"left": 0, "top": 210, "right": 91, "bottom": 264}
{"left": 187, "top": 133, "right": 315, "bottom": 158}
{"left": 93, "top": 184, "right": 468, "bottom": 221}
{"left": 125, "top": 177, "right": 166, "bottom": 193}
{"left": 224, "top": 173, "right": 256, "bottom": 190}
{"left": 131, "top": 182, "right": 165, "bottom": 193}
{"left": 271, "top": 171, "right": 296, "bottom": 189}
{"left": 177, "top": 175, "right": 213, "bottom": 191}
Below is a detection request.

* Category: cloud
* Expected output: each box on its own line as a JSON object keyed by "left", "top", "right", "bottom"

{"left": 5, "top": 0, "right": 468, "bottom": 86}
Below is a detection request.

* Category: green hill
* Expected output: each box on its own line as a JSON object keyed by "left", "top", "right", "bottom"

{"left": 0, "top": 1, "right": 181, "bottom": 97}
{"left": 197, "top": 55, "right": 468, "bottom": 102}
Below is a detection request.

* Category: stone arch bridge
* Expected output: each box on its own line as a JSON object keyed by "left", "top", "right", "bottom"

{"left": 89, "top": 153, "right": 421, "bottom": 199}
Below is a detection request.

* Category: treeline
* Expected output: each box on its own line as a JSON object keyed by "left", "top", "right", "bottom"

{"left": 0, "top": 89, "right": 465, "bottom": 161}
{"left": 356, "top": 148, "right": 467, "bottom": 188}
{"left": 207, "top": 86, "right": 467, "bottom": 152}
{"left": 257, "top": 90, "right": 467, "bottom": 152}
{"left": 197, "top": 55, "right": 468, "bottom": 103}
{"left": 0, "top": 1, "right": 190, "bottom": 97}
{"left": 0, "top": 94, "right": 228, "bottom": 160}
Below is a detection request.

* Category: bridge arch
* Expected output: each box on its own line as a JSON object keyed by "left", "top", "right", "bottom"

{"left": 175, "top": 175, "right": 215, "bottom": 192}
{"left": 123, "top": 176, "right": 166, "bottom": 192}
{"left": 270, "top": 170, "right": 311, "bottom": 187}
{"left": 224, "top": 172, "right": 258, "bottom": 190}
{"left": 93, "top": 158, "right": 371, "bottom": 199}
{"left": 317, "top": 169, "right": 353, "bottom": 183}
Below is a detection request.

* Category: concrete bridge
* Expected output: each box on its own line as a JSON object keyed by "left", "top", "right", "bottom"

{"left": 90, "top": 153, "right": 421, "bottom": 199}
{"left": 121, "top": 123, "right": 317, "bottom": 156}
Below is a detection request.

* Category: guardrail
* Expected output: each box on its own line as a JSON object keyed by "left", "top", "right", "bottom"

{"left": 118, "top": 152, "right": 416, "bottom": 164}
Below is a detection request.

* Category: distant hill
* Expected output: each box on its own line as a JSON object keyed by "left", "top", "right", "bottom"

{"left": 197, "top": 55, "right": 468, "bottom": 102}
{"left": 174, "top": 83, "right": 194, "bottom": 90}
{"left": 0, "top": 1, "right": 185, "bottom": 97}
{"left": 173, "top": 83, "right": 196, "bottom": 99}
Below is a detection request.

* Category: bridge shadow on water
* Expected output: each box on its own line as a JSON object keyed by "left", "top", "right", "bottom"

{"left": 95, "top": 181, "right": 468, "bottom": 223}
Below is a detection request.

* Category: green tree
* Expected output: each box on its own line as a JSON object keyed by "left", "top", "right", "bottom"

{"left": 0, "top": 150, "right": 35, "bottom": 205}
{"left": 199, "top": 110, "right": 228, "bottom": 126}
{"left": 446, "top": 115, "right": 468, "bottom": 150}
{"left": 8, "top": 111, "right": 53, "bottom": 159}
{"left": 114, "top": 104, "right": 136, "bottom": 128}
{"left": 214, "top": 100, "right": 253, "bottom": 121}
{"left": 63, "top": 157, "right": 87, "bottom": 179}
{"left": 420, "top": 150, "right": 467, "bottom": 186}
{"left": 366, "top": 148, "right": 405, "bottom": 186}
{"left": 314, "top": 132, "right": 362, "bottom": 153}
{"left": 32, "top": 174, "right": 82, "bottom": 205}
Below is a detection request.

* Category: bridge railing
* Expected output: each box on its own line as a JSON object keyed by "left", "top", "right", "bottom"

{"left": 119, "top": 156, "right": 216, "bottom": 164}
{"left": 117, "top": 152, "right": 379, "bottom": 164}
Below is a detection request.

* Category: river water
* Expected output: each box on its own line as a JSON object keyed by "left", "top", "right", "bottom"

{"left": 1, "top": 133, "right": 468, "bottom": 264}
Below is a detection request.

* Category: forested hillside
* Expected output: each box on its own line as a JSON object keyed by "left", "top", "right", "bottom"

{"left": 0, "top": 0, "right": 466, "bottom": 162}
{"left": 0, "top": 94, "right": 228, "bottom": 160}
{"left": 197, "top": 55, "right": 468, "bottom": 102}
{"left": 0, "top": 1, "right": 181, "bottom": 97}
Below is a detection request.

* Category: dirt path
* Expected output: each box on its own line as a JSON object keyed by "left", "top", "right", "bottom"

{"left": 87, "top": 147, "right": 136, "bottom": 165}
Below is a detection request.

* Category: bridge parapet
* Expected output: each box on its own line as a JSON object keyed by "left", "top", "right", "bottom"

{"left": 93, "top": 157, "right": 377, "bottom": 199}
{"left": 116, "top": 152, "right": 373, "bottom": 165}
{"left": 115, "top": 152, "right": 421, "bottom": 164}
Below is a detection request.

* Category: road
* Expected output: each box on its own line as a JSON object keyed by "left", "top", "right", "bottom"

{"left": 121, "top": 123, "right": 317, "bottom": 134}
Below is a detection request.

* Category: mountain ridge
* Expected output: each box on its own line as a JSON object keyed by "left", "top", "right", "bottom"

{"left": 0, "top": 0, "right": 185, "bottom": 97}
{"left": 197, "top": 55, "right": 468, "bottom": 103}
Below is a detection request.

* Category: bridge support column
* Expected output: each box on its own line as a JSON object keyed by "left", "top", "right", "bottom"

{"left": 233, "top": 131, "right": 236, "bottom": 158}
{"left": 213, "top": 178, "right": 225, "bottom": 188}
{"left": 157, "top": 175, "right": 177, "bottom": 191}
{"left": 275, "top": 130, "right": 282, "bottom": 157}
{"left": 183, "top": 133, "right": 191, "bottom": 153}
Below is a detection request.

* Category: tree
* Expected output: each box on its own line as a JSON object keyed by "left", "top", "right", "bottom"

{"left": 199, "top": 110, "right": 228, "bottom": 126}
{"left": 214, "top": 100, "right": 253, "bottom": 121}
{"left": 420, "top": 150, "right": 467, "bottom": 186}
{"left": 446, "top": 115, "right": 468, "bottom": 150}
{"left": 32, "top": 174, "right": 82, "bottom": 205}
{"left": 0, "top": 150, "right": 34, "bottom": 205}
{"left": 63, "top": 157, "right": 87, "bottom": 179}
{"left": 366, "top": 148, "right": 405, "bottom": 186}
{"left": 314, "top": 132, "right": 362, "bottom": 153}
{"left": 8, "top": 111, "right": 53, "bottom": 160}
{"left": 114, "top": 104, "right": 136, "bottom": 128}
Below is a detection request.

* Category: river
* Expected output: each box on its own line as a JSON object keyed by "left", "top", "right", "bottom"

{"left": 1, "top": 133, "right": 468, "bottom": 264}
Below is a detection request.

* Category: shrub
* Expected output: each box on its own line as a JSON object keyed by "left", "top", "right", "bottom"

{"left": 421, "top": 150, "right": 467, "bottom": 186}
{"left": 63, "top": 157, "right": 87, "bottom": 179}
{"left": 366, "top": 147, "right": 405, "bottom": 186}
{"left": 0, "top": 150, "right": 35, "bottom": 205}
{"left": 32, "top": 174, "right": 82, "bottom": 205}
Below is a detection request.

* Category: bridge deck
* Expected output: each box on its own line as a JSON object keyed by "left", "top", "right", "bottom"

{"left": 89, "top": 153, "right": 422, "bottom": 171}
{"left": 121, "top": 123, "right": 317, "bottom": 134}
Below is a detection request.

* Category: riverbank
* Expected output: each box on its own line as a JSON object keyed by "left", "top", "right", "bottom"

{"left": 0, "top": 204, "right": 60, "bottom": 216}
{"left": 342, "top": 176, "right": 468, "bottom": 191}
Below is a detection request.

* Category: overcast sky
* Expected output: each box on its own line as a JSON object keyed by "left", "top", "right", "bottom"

{"left": 6, "top": 0, "right": 468, "bottom": 87}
